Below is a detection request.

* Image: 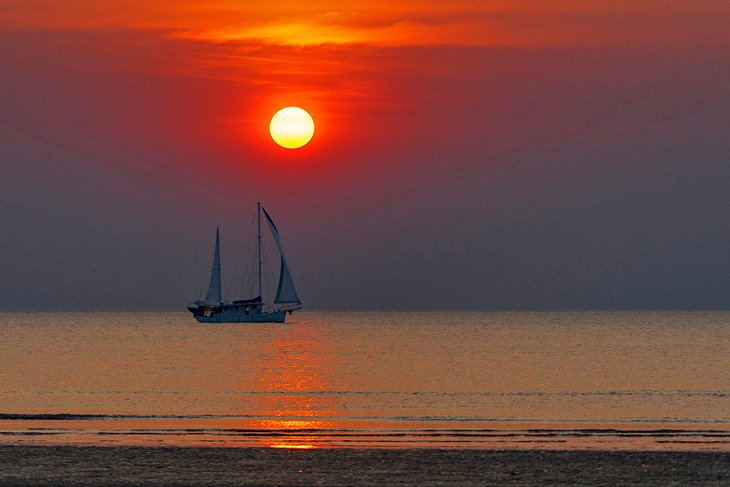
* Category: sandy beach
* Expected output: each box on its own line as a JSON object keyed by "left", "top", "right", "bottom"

{"left": 1, "top": 446, "right": 728, "bottom": 486}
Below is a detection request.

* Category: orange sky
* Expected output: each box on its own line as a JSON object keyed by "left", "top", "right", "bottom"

{"left": 3, "top": 0, "right": 729, "bottom": 48}
{"left": 4, "top": 1, "right": 727, "bottom": 160}
{"left": 3, "top": 0, "right": 728, "bottom": 183}
{"left": 1, "top": 0, "right": 729, "bottom": 310}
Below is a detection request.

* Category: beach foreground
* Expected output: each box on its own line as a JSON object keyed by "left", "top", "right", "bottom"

{"left": 1, "top": 446, "right": 728, "bottom": 486}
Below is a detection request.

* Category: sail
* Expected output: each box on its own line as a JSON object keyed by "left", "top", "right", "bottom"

{"left": 262, "top": 207, "right": 301, "bottom": 305}
{"left": 205, "top": 227, "right": 222, "bottom": 304}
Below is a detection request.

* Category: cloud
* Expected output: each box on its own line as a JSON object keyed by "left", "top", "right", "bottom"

{"left": 2, "top": 1, "right": 729, "bottom": 48}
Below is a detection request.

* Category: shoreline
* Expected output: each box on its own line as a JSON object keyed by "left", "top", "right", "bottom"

{"left": 1, "top": 446, "right": 728, "bottom": 486}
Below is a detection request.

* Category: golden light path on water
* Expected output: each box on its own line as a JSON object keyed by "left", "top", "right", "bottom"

{"left": 249, "top": 330, "right": 333, "bottom": 449}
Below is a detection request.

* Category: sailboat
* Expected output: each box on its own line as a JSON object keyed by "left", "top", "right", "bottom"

{"left": 187, "top": 203, "right": 302, "bottom": 323}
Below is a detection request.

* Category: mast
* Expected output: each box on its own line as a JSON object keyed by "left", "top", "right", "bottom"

{"left": 205, "top": 226, "right": 222, "bottom": 304}
{"left": 257, "top": 202, "right": 262, "bottom": 299}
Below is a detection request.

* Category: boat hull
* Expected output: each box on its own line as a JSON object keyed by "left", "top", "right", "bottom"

{"left": 191, "top": 308, "right": 287, "bottom": 324}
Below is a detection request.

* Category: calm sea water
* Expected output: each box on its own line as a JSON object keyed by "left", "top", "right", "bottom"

{"left": 0, "top": 311, "right": 728, "bottom": 450}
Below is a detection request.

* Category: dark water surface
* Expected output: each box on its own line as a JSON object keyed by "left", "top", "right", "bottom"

{"left": 1, "top": 311, "right": 728, "bottom": 450}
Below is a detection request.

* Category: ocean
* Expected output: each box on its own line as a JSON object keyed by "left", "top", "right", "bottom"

{"left": 1, "top": 311, "right": 728, "bottom": 485}
{"left": 1, "top": 311, "right": 727, "bottom": 450}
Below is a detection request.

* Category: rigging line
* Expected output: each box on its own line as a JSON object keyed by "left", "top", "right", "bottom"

{"left": 230, "top": 214, "right": 257, "bottom": 300}
{"left": 218, "top": 220, "right": 235, "bottom": 301}
{"left": 214, "top": 203, "right": 254, "bottom": 296}
{"left": 239, "top": 216, "right": 257, "bottom": 298}
{"left": 217, "top": 216, "right": 237, "bottom": 231}
{"left": 261, "top": 232, "right": 277, "bottom": 309}
{"left": 215, "top": 199, "right": 252, "bottom": 230}
{"left": 199, "top": 228, "right": 219, "bottom": 299}
{"left": 226, "top": 216, "right": 254, "bottom": 298}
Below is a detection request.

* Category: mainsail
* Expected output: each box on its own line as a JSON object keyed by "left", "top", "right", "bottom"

{"left": 262, "top": 207, "right": 301, "bottom": 306}
{"left": 204, "top": 226, "right": 222, "bottom": 304}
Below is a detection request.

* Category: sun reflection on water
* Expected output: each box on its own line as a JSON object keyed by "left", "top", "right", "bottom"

{"left": 258, "top": 419, "right": 326, "bottom": 449}
{"left": 247, "top": 327, "right": 338, "bottom": 449}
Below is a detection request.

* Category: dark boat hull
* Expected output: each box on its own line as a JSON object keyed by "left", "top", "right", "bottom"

{"left": 188, "top": 305, "right": 287, "bottom": 323}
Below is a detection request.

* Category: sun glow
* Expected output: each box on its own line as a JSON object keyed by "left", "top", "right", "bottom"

{"left": 269, "top": 107, "right": 315, "bottom": 149}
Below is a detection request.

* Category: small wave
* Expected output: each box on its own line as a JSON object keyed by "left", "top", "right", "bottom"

{"left": 2, "top": 413, "right": 729, "bottom": 425}
{"left": 2, "top": 427, "right": 728, "bottom": 438}
{"left": 3, "top": 389, "right": 726, "bottom": 397}
{"left": 2, "top": 425, "right": 728, "bottom": 450}
{"left": 0, "top": 413, "right": 255, "bottom": 421}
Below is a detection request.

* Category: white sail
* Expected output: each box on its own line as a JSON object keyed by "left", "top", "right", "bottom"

{"left": 262, "top": 207, "right": 301, "bottom": 306}
{"left": 205, "top": 227, "right": 222, "bottom": 304}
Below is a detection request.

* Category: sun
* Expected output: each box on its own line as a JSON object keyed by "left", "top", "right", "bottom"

{"left": 269, "top": 107, "right": 315, "bottom": 149}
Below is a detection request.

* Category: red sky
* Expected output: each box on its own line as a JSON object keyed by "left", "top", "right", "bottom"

{"left": 1, "top": 1, "right": 729, "bottom": 309}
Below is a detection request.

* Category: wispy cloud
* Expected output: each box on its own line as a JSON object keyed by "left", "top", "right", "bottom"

{"left": 2, "top": 0, "right": 728, "bottom": 48}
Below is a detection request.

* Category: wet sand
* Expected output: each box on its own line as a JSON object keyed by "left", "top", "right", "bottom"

{"left": 0, "top": 446, "right": 728, "bottom": 486}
